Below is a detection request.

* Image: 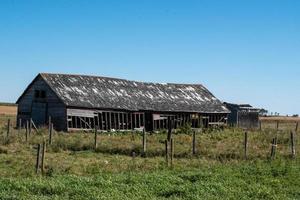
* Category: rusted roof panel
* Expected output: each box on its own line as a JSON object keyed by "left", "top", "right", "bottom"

{"left": 40, "top": 73, "right": 229, "bottom": 113}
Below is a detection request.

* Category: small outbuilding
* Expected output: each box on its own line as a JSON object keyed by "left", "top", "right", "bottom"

{"left": 224, "top": 102, "right": 260, "bottom": 129}
{"left": 16, "top": 73, "right": 230, "bottom": 132}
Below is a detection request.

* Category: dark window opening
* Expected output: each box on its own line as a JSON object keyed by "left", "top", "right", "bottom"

{"left": 34, "top": 90, "right": 46, "bottom": 99}
{"left": 40, "top": 90, "right": 46, "bottom": 98}
{"left": 34, "top": 90, "right": 40, "bottom": 98}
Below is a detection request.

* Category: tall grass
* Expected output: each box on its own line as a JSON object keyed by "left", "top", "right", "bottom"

{"left": 0, "top": 119, "right": 299, "bottom": 199}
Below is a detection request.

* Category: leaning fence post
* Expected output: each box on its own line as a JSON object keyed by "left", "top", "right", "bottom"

{"left": 142, "top": 128, "right": 146, "bottom": 155}
{"left": 192, "top": 130, "right": 196, "bottom": 155}
{"left": 35, "top": 144, "right": 41, "bottom": 174}
{"left": 291, "top": 131, "right": 296, "bottom": 158}
{"left": 244, "top": 131, "right": 248, "bottom": 159}
{"left": 41, "top": 141, "right": 46, "bottom": 174}
{"left": 165, "top": 140, "right": 169, "bottom": 166}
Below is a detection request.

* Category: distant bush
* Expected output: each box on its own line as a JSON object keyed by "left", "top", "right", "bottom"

{"left": 0, "top": 102, "right": 17, "bottom": 106}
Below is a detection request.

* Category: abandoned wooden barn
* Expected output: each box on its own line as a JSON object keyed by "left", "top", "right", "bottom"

{"left": 16, "top": 73, "right": 230, "bottom": 131}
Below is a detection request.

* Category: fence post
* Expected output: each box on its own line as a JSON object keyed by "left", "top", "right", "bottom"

{"left": 296, "top": 122, "right": 298, "bottom": 132}
{"left": 291, "top": 131, "right": 296, "bottom": 158}
{"left": 170, "top": 138, "right": 174, "bottom": 166}
{"left": 35, "top": 144, "right": 41, "bottom": 174}
{"left": 192, "top": 130, "right": 196, "bottom": 155}
{"left": 244, "top": 131, "right": 248, "bottom": 159}
{"left": 29, "top": 118, "right": 32, "bottom": 135}
{"left": 41, "top": 141, "right": 46, "bottom": 174}
{"left": 165, "top": 140, "right": 169, "bottom": 166}
{"left": 132, "top": 151, "right": 136, "bottom": 159}
{"left": 94, "top": 126, "right": 98, "bottom": 151}
{"left": 48, "top": 116, "right": 51, "bottom": 131}
{"left": 49, "top": 123, "right": 53, "bottom": 145}
{"left": 142, "top": 128, "right": 146, "bottom": 155}
{"left": 276, "top": 121, "right": 279, "bottom": 131}
{"left": 167, "top": 117, "right": 172, "bottom": 142}
{"left": 259, "top": 121, "right": 262, "bottom": 131}
{"left": 25, "top": 120, "right": 29, "bottom": 142}
{"left": 6, "top": 119, "right": 10, "bottom": 139}
{"left": 270, "top": 137, "right": 277, "bottom": 159}
{"left": 270, "top": 138, "right": 274, "bottom": 159}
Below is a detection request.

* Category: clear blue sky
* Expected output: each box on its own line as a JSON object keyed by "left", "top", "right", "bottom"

{"left": 0, "top": 0, "right": 299, "bottom": 115}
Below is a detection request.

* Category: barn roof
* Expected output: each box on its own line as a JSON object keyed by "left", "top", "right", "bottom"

{"left": 37, "top": 73, "right": 229, "bottom": 113}
{"left": 224, "top": 102, "right": 260, "bottom": 112}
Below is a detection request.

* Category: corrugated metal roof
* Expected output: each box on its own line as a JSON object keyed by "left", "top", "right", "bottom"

{"left": 40, "top": 73, "right": 229, "bottom": 113}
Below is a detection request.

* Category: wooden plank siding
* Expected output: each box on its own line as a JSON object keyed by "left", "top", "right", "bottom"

{"left": 17, "top": 76, "right": 67, "bottom": 131}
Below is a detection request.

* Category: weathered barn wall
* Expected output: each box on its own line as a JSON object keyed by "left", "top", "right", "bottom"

{"left": 238, "top": 111, "right": 259, "bottom": 129}
{"left": 66, "top": 109, "right": 228, "bottom": 131}
{"left": 17, "top": 76, "right": 66, "bottom": 130}
{"left": 66, "top": 108, "right": 146, "bottom": 131}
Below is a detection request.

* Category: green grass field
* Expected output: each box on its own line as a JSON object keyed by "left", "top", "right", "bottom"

{"left": 0, "top": 117, "right": 299, "bottom": 199}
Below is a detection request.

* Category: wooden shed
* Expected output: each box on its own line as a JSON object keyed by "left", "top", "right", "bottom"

{"left": 224, "top": 102, "right": 260, "bottom": 129}
{"left": 16, "top": 73, "right": 230, "bottom": 131}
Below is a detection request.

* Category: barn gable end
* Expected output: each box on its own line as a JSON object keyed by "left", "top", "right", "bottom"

{"left": 16, "top": 74, "right": 67, "bottom": 130}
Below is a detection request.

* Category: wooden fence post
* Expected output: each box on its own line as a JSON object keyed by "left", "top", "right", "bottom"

{"left": 94, "top": 126, "right": 98, "bottom": 150}
{"left": 270, "top": 137, "right": 277, "bottom": 159}
{"left": 259, "top": 121, "right": 262, "bottom": 131}
{"left": 36, "top": 144, "right": 41, "bottom": 174}
{"left": 48, "top": 116, "right": 51, "bottom": 130}
{"left": 132, "top": 151, "right": 136, "bottom": 159}
{"left": 25, "top": 120, "right": 29, "bottom": 142}
{"left": 270, "top": 138, "right": 274, "bottom": 159}
{"left": 296, "top": 122, "right": 298, "bottom": 132}
{"left": 165, "top": 140, "right": 169, "bottom": 166}
{"left": 167, "top": 117, "right": 172, "bottom": 142}
{"left": 291, "top": 131, "right": 296, "bottom": 158}
{"left": 276, "top": 121, "right": 279, "bottom": 131}
{"left": 49, "top": 123, "right": 53, "bottom": 145}
{"left": 29, "top": 118, "right": 32, "bottom": 135}
{"left": 41, "top": 141, "right": 46, "bottom": 174}
{"left": 244, "top": 131, "right": 248, "bottom": 159}
{"left": 192, "top": 130, "right": 196, "bottom": 155}
{"left": 6, "top": 119, "right": 10, "bottom": 138}
{"left": 170, "top": 138, "right": 174, "bottom": 166}
{"left": 142, "top": 128, "right": 146, "bottom": 155}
